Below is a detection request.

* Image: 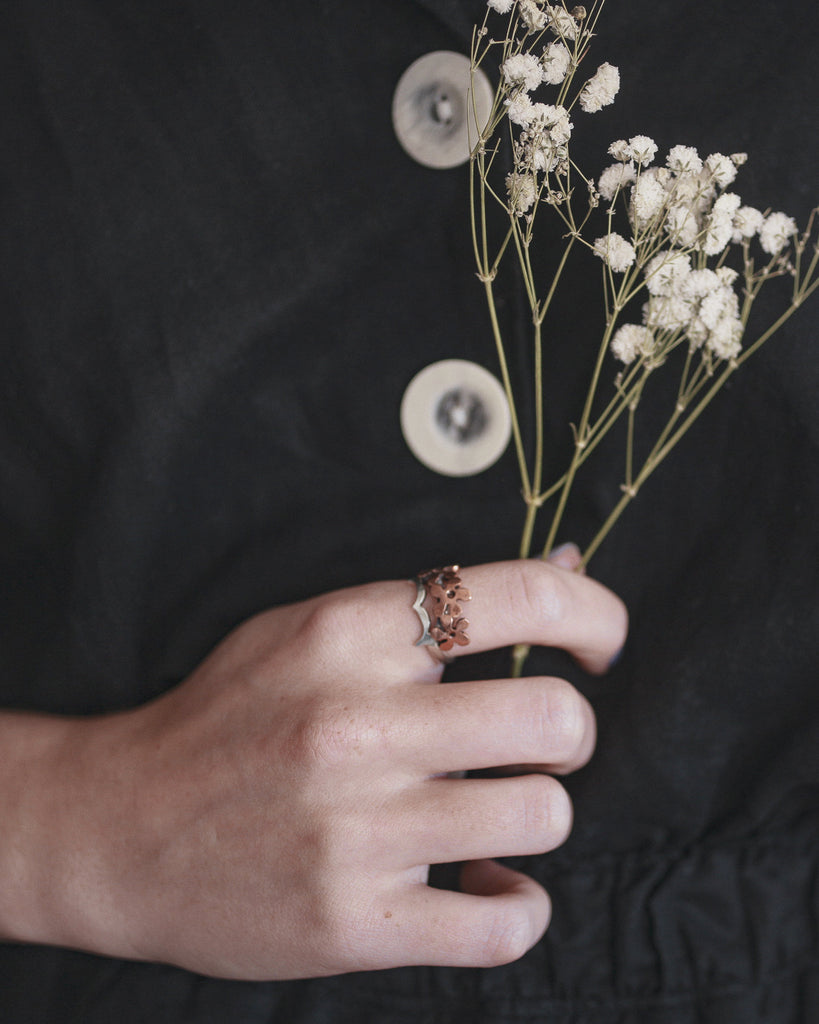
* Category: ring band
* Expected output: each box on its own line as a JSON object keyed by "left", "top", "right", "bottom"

{"left": 411, "top": 565, "right": 472, "bottom": 655}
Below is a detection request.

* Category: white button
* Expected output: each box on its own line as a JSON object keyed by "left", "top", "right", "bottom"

{"left": 400, "top": 359, "right": 511, "bottom": 476}
{"left": 392, "top": 51, "right": 493, "bottom": 169}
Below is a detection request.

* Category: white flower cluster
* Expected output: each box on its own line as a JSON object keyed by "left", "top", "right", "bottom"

{"left": 490, "top": 0, "right": 583, "bottom": 37}
{"left": 643, "top": 256, "right": 744, "bottom": 361}
{"left": 610, "top": 324, "right": 654, "bottom": 364}
{"left": 502, "top": 53, "right": 545, "bottom": 92}
{"left": 541, "top": 41, "right": 572, "bottom": 85}
{"left": 605, "top": 248, "right": 746, "bottom": 365}
{"left": 759, "top": 211, "right": 798, "bottom": 255}
{"left": 593, "top": 232, "right": 636, "bottom": 272}
{"left": 500, "top": 41, "right": 572, "bottom": 94}
{"left": 597, "top": 141, "right": 794, "bottom": 258}
{"left": 488, "top": 2, "right": 620, "bottom": 216}
{"left": 544, "top": 4, "right": 580, "bottom": 40}
{"left": 502, "top": 62, "right": 576, "bottom": 212}
{"left": 506, "top": 108, "right": 572, "bottom": 214}
{"left": 594, "top": 141, "right": 802, "bottom": 366}
{"left": 579, "top": 63, "right": 620, "bottom": 112}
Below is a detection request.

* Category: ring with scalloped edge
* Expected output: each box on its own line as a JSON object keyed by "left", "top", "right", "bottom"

{"left": 411, "top": 565, "right": 472, "bottom": 659}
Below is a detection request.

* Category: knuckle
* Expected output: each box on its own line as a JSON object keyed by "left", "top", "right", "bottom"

{"left": 296, "top": 592, "right": 362, "bottom": 661}
{"left": 289, "top": 700, "right": 376, "bottom": 769}
{"left": 516, "top": 776, "right": 549, "bottom": 837}
{"left": 294, "top": 706, "right": 341, "bottom": 767}
{"left": 296, "top": 583, "right": 394, "bottom": 671}
{"left": 542, "top": 777, "right": 574, "bottom": 846}
{"left": 516, "top": 776, "right": 573, "bottom": 848}
{"left": 532, "top": 678, "right": 589, "bottom": 755}
{"left": 303, "top": 880, "right": 375, "bottom": 974}
{"left": 518, "top": 561, "right": 570, "bottom": 626}
{"left": 313, "top": 890, "right": 359, "bottom": 953}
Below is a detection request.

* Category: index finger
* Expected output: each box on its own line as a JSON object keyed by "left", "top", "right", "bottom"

{"left": 311, "top": 559, "right": 627, "bottom": 679}
{"left": 442, "top": 559, "right": 627, "bottom": 675}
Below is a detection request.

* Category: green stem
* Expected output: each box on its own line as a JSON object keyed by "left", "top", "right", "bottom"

{"left": 519, "top": 499, "right": 539, "bottom": 560}
{"left": 580, "top": 294, "right": 817, "bottom": 569}
{"left": 485, "top": 278, "right": 532, "bottom": 499}
{"left": 625, "top": 402, "right": 635, "bottom": 490}
{"left": 533, "top": 317, "right": 544, "bottom": 510}
{"left": 537, "top": 236, "right": 576, "bottom": 326}
{"left": 541, "top": 311, "right": 619, "bottom": 557}
{"left": 531, "top": 361, "right": 646, "bottom": 508}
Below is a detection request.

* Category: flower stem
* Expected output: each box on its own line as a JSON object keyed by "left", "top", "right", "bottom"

{"left": 580, "top": 293, "right": 817, "bottom": 568}
{"left": 485, "top": 278, "right": 532, "bottom": 500}
{"left": 541, "top": 311, "right": 618, "bottom": 557}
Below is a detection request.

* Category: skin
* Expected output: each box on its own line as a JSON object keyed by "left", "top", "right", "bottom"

{"left": 0, "top": 551, "right": 626, "bottom": 980}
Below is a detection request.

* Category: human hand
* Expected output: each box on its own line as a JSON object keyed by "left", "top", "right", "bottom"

{"left": 17, "top": 558, "right": 626, "bottom": 980}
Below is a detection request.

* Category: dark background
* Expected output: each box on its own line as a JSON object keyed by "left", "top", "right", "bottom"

{"left": 0, "top": 1, "right": 817, "bottom": 1020}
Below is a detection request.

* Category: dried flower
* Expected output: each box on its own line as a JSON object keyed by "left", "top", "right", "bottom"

{"left": 529, "top": 103, "right": 572, "bottom": 143}
{"left": 705, "top": 152, "right": 738, "bottom": 188}
{"left": 696, "top": 192, "right": 740, "bottom": 256}
{"left": 706, "top": 316, "right": 743, "bottom": 360}
{"left": 593, "top": 232, "right": 636, "bottom": 271}
{"left": 506, "top": 171, "right": 537, "bottom": 214}
{"left": 644, "top": 250, "right": 691, "bottom": 296}
{"left": 598, "top": 161, "right": 636, "bottom": 200}
{"left": 506, "top": 92, "right": 535, "bottom": 126}
{"left": 698, "top": 285, "right": 739, "bottom": 331}
{"left": 713, "top": 193, "right": 742, "bottom": 218}
{"left": 759, "top": 211, "right": 797, "bottom": 255}
{"left": 716, "top": 267, "right": 739, "bottom": 286}
{"left": 731, "top": 206, "right": 764, "bottom": 242}
{"left": 579, "top": 62, "right": 620, "bottom": 112}
{"left": 630, "top": 174, "right": 666, "bottom": 226}
{"left": 699, "top": 218, "right": 732, "bottom": 256}
{"left": 608, "top": 139, "right": 630, "bottom": 161}
{"left": 611, "top": 324, "right": 655, "bottom": 364}
{"left": 679, "top": 268, "right": 722, "bottom": 301}
{"left": 665, "top": 203, "right": 700, "bottom": 247}
{"left": 666, "top": 145, "right": 703, "bottom": 175}
{"left": 626, "top": 135, "right": 658, "bottom": 164}
{"left": 546, "top": 4, "right": 580, "bottom": 40}
{"left": 502, "top": 53, "right": 544, "bottom": 92}
{"left": 520, "top": 0, "right": 548, "bottom": 31}
{"left": 467, "top": 0, "right": 818, "bottom": 661}
{"left": 541, "top": 41, "right": 572, "bottom": 85}
{"left": 643, "top": 294, "right": 694, "bottom": 332}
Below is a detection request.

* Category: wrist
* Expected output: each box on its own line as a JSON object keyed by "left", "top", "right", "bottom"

{"left": 0, "top": 708, "right": 146, "bottom": 960}
{"left": 0, "top": 710, "right": 79, "bottom": 945}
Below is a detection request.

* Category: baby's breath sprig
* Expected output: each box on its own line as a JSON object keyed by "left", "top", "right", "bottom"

{"left": 470, "top": 0, "right": 819, "bottom": 677}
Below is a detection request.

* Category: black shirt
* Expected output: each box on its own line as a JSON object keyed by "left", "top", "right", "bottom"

{"left": 1, "top": 1, "right": 818, "bottom": 1020}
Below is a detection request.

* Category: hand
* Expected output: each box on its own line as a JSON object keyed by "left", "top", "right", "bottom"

{"left": 11, "top": 558, "right": 626, "bottom": 980}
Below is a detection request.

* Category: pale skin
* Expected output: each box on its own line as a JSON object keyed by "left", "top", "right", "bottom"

{"left": 0, "top": 550, "right": 627, "bottom": 980}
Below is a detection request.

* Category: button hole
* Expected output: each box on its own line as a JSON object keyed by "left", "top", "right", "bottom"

{"left": 432, "top": 93, "right": 454, "bottom": 126}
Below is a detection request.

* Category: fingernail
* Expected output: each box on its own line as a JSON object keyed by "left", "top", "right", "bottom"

{"left": 547, "top": 542, "right": 581, "bottom": 569}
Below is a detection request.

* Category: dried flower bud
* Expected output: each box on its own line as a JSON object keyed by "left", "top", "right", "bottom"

{"left": 571, "top": 6, "right": 587, "bottom": 19}
{"left": 593, "top": 232, "right": 637, "bottom": 272}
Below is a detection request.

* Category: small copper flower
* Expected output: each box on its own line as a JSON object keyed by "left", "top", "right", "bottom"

{"left": 418, "top": 566, "right": 472, "bottom": 652}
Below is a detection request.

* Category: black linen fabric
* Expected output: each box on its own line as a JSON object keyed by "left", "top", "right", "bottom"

{"left": 1, "top": 0, "right": 818, "bottom": 1021}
